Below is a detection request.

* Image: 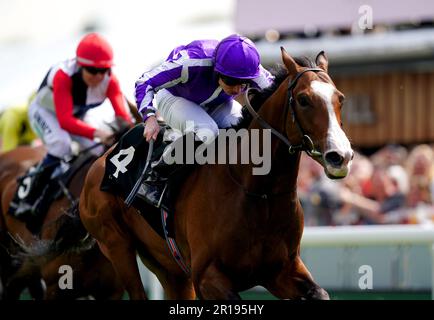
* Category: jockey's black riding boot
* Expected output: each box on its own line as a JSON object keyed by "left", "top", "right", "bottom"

{"left": 137, "top": 158, "right": 170, "bottom": 208}
{"left": 13, "top": 154, "right": 60, "bottom": 221}
{"left": 137, "top": 133, "right": 202, "bottom": 208}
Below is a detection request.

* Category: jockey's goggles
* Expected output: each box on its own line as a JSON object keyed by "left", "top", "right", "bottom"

{"left": 219, "top": 74, "right": 251, "bottom": 86}
{"left": 83, "top": 66, "right": 111, "bottom": 75}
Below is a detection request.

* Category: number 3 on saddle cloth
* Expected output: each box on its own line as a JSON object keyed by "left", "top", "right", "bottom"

{"left": 100, "top": 123, "right": 187, "bottom": 239}
{"left": 9, "top": 153, "right": 97, "bottom": 234}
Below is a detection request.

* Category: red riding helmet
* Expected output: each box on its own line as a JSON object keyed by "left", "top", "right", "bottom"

{"left": 76, "top": 33, "right": 114, "bottom": 69}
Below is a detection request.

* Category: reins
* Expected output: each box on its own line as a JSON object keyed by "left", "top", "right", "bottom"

{"left": 229, "top": 68, "right": 325, "bottom": 198}
{"left": 243, "top": 67, "right": 324, "bottom": 156}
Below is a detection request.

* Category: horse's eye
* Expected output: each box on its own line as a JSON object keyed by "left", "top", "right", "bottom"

{"left": 338, "top": 94, "right": 345, "bottom": 107}
{"left": 297, "top": 96, "right": 310, "bottom": 107}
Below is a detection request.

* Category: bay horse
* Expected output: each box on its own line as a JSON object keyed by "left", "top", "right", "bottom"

{"left": 0, "top": 116, "right": 134, "bottom": 299}
{"left": 0, "top": 145, "right": 46, "bottom": 298}
{"left": 79, "top": 48, "right": 354, "bottom": 299}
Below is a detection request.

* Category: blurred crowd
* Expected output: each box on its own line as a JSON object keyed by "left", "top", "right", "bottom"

{"left": 299, "top": 144, "right": 434, "bottom": 226}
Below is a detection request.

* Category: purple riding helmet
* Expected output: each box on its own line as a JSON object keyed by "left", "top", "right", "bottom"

{"left": 214, "top": 34, "right": 261, "bottom": 79}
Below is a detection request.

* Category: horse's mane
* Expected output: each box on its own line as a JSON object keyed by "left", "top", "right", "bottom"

{"left": 233, "top": 56, "right": 317, "bottom": 130}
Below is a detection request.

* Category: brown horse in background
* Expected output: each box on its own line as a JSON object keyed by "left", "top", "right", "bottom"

{"left": 0, "top": 115, "right": 136, "bottom": 299}
{"left": 0, "top": 146, "right": 124, "bottom": 299}
{"left": 0, "top": 146, "right": 46, "bottom": 298}
{"left": 79, "top": 49, "right": 354, "bottom": 300}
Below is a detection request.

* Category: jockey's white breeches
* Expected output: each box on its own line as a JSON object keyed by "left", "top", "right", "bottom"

{"left": 28, "top": 100, "right": 103, "bottom": 159}
{"left": 155, "top": 89, "right": 242, "bottom": 142}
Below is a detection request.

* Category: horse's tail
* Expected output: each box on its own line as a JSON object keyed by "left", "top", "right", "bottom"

{"left": 15, "top": 201, "right": 95, "bottom": 262}
{"left": 50, "top": 201, "right": 95, "bottom": 254}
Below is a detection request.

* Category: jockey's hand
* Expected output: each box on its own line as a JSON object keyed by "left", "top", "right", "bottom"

{"left": 94, "top": 129, "right": 114, "bottom": 146}
{"left": 144, "top": 116, "right": 160, "bottom": 142}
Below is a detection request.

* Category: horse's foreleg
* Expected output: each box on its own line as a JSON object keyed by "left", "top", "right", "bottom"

{"left": 27, "top": 278, "right": 46, "bottom": 300}
{"left": 159, "top": 274, "right": 195, "bottom": 300}
{"left": 3, "top": 260, "right": 46, "bottom": 300}
{"left": 80, "top": 196, "right": 147, "bottom": 300}
{"left": 137, "top": 248, "right": 196, "bottom": 300}
{"left": 265, "top": 256, "right": 329, "bottom": 300}
{"left": 3, "top": 274, "right": 44, "bottom": 300}
{"left": 194, "top": 263, "right": 241, "bottom": 300}
{"left": 98, "top": 240, "right": 147, "bottom": 300}
{"left": 3, "top": 278, "right": 25, "bottom": 300}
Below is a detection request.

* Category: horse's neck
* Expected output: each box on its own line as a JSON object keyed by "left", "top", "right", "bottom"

{"left": 231, "top": 141, "right": 300, "bottom": 195}
{"left": 270, "top": 144, "right": 301, "bottom": 194}
{"left": 232, "top": 84, "right": 301, "bottom": 196}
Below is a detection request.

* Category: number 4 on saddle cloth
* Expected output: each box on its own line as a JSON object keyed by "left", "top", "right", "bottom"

{"left": 100, "top": 123, "right": 193, "bottom": 239}
{"left": 9, "top": 151, "right": 98, "bottom": 234}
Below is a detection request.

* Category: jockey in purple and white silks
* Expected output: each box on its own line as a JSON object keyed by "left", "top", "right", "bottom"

{"left": 134, "top": 34, "right": 274, "bottom": 207}
{"left": 136, "top": 34, "right": 273, "bottom": 140}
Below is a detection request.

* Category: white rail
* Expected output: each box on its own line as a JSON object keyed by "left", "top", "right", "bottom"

{"left": 302, "top": 224, "right": 434, "bottom": 246}
{"left": 142, "top": 225, "right": 434, "bottom": 299}
{"left": 302, "top": 224, "right": 434, "bottom": 299}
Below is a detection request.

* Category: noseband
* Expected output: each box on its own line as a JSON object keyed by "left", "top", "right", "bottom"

{"left": 244, "top": 67, "right": 324, "bottom": 158}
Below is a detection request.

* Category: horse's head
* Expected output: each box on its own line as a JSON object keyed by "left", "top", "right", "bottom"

{"left": 280, "top": 48, "right": 353, "bottom": 179}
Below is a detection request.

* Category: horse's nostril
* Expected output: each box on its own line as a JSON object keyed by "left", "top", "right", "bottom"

{"left": 325, "top": 151, "right": 344, "bottom": 167}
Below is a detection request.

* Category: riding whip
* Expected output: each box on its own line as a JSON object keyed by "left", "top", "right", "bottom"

{"left": 124, "top": 139, "right": 154, "bottom": 207}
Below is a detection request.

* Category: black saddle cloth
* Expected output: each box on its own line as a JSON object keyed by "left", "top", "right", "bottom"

{"left": 101, "top": 123, "right": 185, "bottom": 238}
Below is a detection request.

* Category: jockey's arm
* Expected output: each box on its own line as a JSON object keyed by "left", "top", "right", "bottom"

{"left": 53, "top": 70, "right": 96, "bottom": 139}
{"left": 135, "top": 60, "right": 184, "bottom": 122}
{"left": 106, "top": 74, "right": 133, "bottom": 124}
{"left": 251, "top": 65, "right": 275, "bottom": 90}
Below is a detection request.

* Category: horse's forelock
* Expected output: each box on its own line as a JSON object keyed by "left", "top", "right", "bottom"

{"left": 232, "top": 65, "right": 288, "bottom": 130}
{"left": 232, "top": 56, "right": 323, "bottom": 130}
{"left": 293, "top": 56, "right": 317, "bottom": 68}
{"left": 250, "top": 56, "right": 318, "bottom": 110}
{"left": 250, "top": 65, "right": 288, "bottom": 110}
{"left": 294, "top": 56, "right": 318, "bottom": 68}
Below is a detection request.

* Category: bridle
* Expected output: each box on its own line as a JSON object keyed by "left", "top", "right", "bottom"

{"left": 228, "top": 67, "right": 326, "bottom": 199}
{"left": 244, "top": 67, "right": 324, "bottom": 158}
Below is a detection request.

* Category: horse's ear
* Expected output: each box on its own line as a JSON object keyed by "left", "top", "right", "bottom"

{"left": 315, "top": 51, "right": 328, "bottom": 73}
{"left": 280, "top": 47, "right": 299, "bottom": 75}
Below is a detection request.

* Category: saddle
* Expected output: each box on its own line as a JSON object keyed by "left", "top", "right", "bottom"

{"left": 100, "top": 124, "right": 193, "bottom": 239}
